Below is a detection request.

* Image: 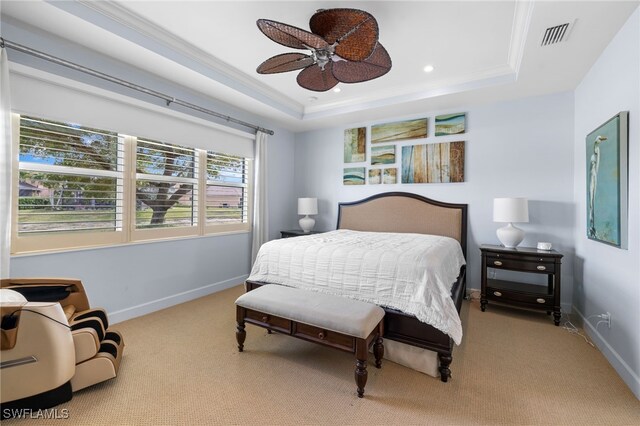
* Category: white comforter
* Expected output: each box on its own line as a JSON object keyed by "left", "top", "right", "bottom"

{"left": 248, "top": 229, "right": 466, "bottom": 345}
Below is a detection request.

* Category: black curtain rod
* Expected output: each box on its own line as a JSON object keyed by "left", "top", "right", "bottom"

{"left": 0, "top": 38, "right": 275, "bottom": 136}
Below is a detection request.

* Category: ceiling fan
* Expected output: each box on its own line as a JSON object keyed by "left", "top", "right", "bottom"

{"left": 256, "top": 8, "right": 392, "bottom": 92}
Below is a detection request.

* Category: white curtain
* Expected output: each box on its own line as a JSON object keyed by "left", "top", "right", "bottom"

{"left": 251, "top": 131, "right": 269, "bottom": 266}
{"left": 0, "top": 49, "right": 12, "bottom": 278}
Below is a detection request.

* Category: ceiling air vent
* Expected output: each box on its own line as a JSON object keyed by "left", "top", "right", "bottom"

{"left": 541, "top": 22, "right": 572, "bottom": 46}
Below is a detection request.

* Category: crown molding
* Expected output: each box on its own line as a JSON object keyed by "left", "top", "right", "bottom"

{"left": 46, "top": 0, "right": 533, "bottom": 123}
{"left": 47, "top": 0, "right": 303, "bottom": 119}
{"left": 508, "top": 0, "right": 535, "bottom": 77}
{"left": 303, "top": 1, "right": 534, "bottom": 120}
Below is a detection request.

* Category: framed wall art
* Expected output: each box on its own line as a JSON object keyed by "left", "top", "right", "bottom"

{"left": 371, "top": 145, "right": 395, "bottom": 165}
{"left": 371, "top": 118, "right": 427, "bottom": 144}
{"left": 344, "top": 127, "right": 366, "bottom": 163}
{"left": 435, "top": 113, "right": 466, "bottom": 136}
{"left": 343, "top": 167, "right": 365, "bottom": 185}
{"left": 401, "top": 141, "right": 465, "bottom": 183}
{"left": 368, "top": 169, "right": 381, "bottom": 184}
{"left": 383, "top": 168, "right": 397, "bottom": 184}
{"left": 586, "top": 111, "right": 628, "bottom": 248}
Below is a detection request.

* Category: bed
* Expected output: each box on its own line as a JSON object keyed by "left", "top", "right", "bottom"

{"left": 246, "top": 192, "right": 467, "bottom": 382}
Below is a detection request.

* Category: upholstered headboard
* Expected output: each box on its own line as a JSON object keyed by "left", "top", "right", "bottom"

{"left": 337, "top": 192, "right": 468, "bottom": 258}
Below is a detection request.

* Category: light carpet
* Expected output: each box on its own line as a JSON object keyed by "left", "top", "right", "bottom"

{"left": 5, "top": 285, "right": 639, "bottom": 425}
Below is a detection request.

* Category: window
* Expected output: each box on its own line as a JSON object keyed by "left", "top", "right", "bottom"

{"left": 205, "top": 152, "right": 249, "bottom": 227}
{"left": 12, "top": 114, "right": 252, "bottom": 254}
{"left": 135, "top": 139, "right": 198, "bottom": 230}
{"left": 14, "top": 116, "right": 125, "bottom": 252}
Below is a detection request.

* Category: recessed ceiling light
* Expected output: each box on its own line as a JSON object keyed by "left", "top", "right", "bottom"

{"left": 333, "top": 87, "right": 341, "bottom": 93}
{"left": 423, "top": 65, "right": 435, "bottom": 73}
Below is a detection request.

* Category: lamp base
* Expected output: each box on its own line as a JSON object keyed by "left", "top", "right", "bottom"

{"left": 496, "top": 223, "right": 525, "bottom": 248}
{"left": 299, "top": 215, "right": 315, "bottom": 233}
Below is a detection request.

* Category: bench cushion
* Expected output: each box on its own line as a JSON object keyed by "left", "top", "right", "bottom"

{"left": 236, "top": 285, "right": 385, "bottom": 339}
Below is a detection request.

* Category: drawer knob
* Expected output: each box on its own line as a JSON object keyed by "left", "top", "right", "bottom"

{"left": 537, "top": 265, "right": 546, "bottom": 271}
{"left": 262, "top": 315, "right": 269, "bottom": 323}
{"left": 318, "top": 332, "right": 325, "bottom": 340}
{"left": 536, "top": 298, "right": 546, "bottom": 304}
{"left": 493, "top": 291, "right": 502, "bottom": 297}
{"left": 493, "top": 261, "right": 503, "bottom": 266}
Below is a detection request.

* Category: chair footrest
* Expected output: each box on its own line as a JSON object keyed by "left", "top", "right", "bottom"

{"left": 71, "top": 329, "right": 124, "bottom": 392}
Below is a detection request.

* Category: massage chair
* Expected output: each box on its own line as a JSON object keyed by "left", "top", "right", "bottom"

{"left": 0, "top": 278, "right": 124, "bottom": 417}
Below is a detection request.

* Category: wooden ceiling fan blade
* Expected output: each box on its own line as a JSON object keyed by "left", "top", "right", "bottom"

{"left": 257, "top": 19, "right": 328, "bottom": 50}
{"left": 257, "top": 53, "right": 315, "bottom": 74}
{"left": 297, "top": 63, "right": 339, "bottom": 92}
{"left": 332, "top": 43, "right": 392, "bottom": 83}
{"left": 309, "top": 9, "right": 378, "bottom": 62}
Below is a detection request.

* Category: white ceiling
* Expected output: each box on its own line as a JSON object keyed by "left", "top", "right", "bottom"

{"left": 1, "top": 1, "right": 638, "bottom": 132}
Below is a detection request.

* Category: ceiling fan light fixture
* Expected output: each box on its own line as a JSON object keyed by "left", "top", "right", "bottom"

{"left": 256, "top": 8, "right": 392, "bottom": 92}
{"left": 333, "top": 87, "right": 341, "bottom": 93}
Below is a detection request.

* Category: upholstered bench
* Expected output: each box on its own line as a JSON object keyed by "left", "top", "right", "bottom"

{"left": 235, "top": 285, "right": 385, "bottom": 398}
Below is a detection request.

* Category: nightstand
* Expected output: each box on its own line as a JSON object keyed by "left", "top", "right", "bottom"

{"left": 280, "top": 230, "right": 322, "bottom": 238}
{"left": 480, "top": 244, "right": 563, "bottom": 325}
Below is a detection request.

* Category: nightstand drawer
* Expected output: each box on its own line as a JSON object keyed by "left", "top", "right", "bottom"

{"left": 486, "top": 255, "right": 555, "bottom": 273}
{"left": 486, "top": 280, "right": 553, "bottom": 308}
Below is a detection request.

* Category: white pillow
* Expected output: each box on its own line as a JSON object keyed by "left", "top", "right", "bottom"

{"left": 0, "top": 289, "right": 28, "bottom": 303}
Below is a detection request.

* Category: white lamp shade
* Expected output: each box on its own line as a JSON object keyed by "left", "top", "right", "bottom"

{"left": 493, "top": 198, "right": 529, "bottom": 223}
{"left": 298, "top": 198, "right": 318, "bottom": 215}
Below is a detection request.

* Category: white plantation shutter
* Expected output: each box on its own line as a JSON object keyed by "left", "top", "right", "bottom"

{"left": 135, "top": 138, "right": 198, "bottom": 230}
{"left": 17, "top": 116, "right": 124, "bottom": 235}
{"left": 205, "top": 152, "right": 249, "bottom": 225}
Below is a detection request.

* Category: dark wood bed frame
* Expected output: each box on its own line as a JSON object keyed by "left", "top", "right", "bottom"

{"left": 246, "top": 192, "right": 467, "bottom": 382}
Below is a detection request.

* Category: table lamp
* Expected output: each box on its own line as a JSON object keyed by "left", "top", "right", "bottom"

{"left": 298, "top": 197, "right": 318, "bottom": 233}
{"left": 493, "top": 197, "right": 529, "bottom": 248}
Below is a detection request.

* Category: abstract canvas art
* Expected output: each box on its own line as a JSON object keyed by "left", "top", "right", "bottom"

{"left": 435, "top": 113, "right": 466, "bottom": 136}
{"left": 371, "top": 118, "right": 427, "bottom": 144}
{"left": 586, "top": 112, "right": 628, "bottom": 248}
{"left": 371, "top": 145, "right": 395, "bottom": 165}
{"left": 383, "top": 168, "right": 397, "bottom": 184}
{"left": 401, "top": 142, "right": 465, "bottom": 183}
{"left": 343, "top": 167, "right": 365, "bottom": 185}
{"left": 344, "top": 127, "right": 366, "bottom": 163}
{"left": 368, "top": 169, "right": 381, "bottom": 184}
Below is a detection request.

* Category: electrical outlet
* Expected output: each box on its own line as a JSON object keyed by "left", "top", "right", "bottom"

{"left": 605, "top": 312, "right": 611, "bottom": 328}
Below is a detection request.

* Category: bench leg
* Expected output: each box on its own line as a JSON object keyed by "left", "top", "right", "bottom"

{"left": 355, "top": 359, "right": 368, "bottom": 398}
{"left": 373, "top": 336, "right": 384, "bottom": 369}
{"left": 236, "top": 320, "right": 246, "bottom": 352}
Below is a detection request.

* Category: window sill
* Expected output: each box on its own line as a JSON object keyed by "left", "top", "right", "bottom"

{"left": 10, "top": 229, "right": 251, "bottom": 258}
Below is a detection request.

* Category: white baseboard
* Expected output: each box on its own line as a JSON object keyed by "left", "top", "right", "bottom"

{"left": 573, "top": 305, "right": 640, "bottom": 400}
{"left": 108, "top": 275, "right": 247, "bottom": 324}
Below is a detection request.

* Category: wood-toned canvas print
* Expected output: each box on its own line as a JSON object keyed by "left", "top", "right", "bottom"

{"left": 401, "top": 142, "right": 465, "bottom": 183}
{"left": 344, "top": 127, "right": 366, "bottom": 163}
{"left": 383, "top": 168, "right": 397, "bottom": 184}
{"left": 371, "top": 145, "right": 395, "bottom": 165}
{"left": 368, "top": 169, "right": 381, "bottom": 184}
{"left": 435, "top": 113, "right": 466, "bottom": 136}
{"left": 586, "top": 111, "right": 628, "bottom": 248}
{"left": 343, "top": 167, "right": 365, "bottom": 185}
{"left": 371, "top": 118, "right": 427, "bottom": 144}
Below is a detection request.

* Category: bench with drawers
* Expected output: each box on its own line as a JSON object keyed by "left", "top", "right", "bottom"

{"left": 235, "top": 285, "right": 385, "bottom": 398}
